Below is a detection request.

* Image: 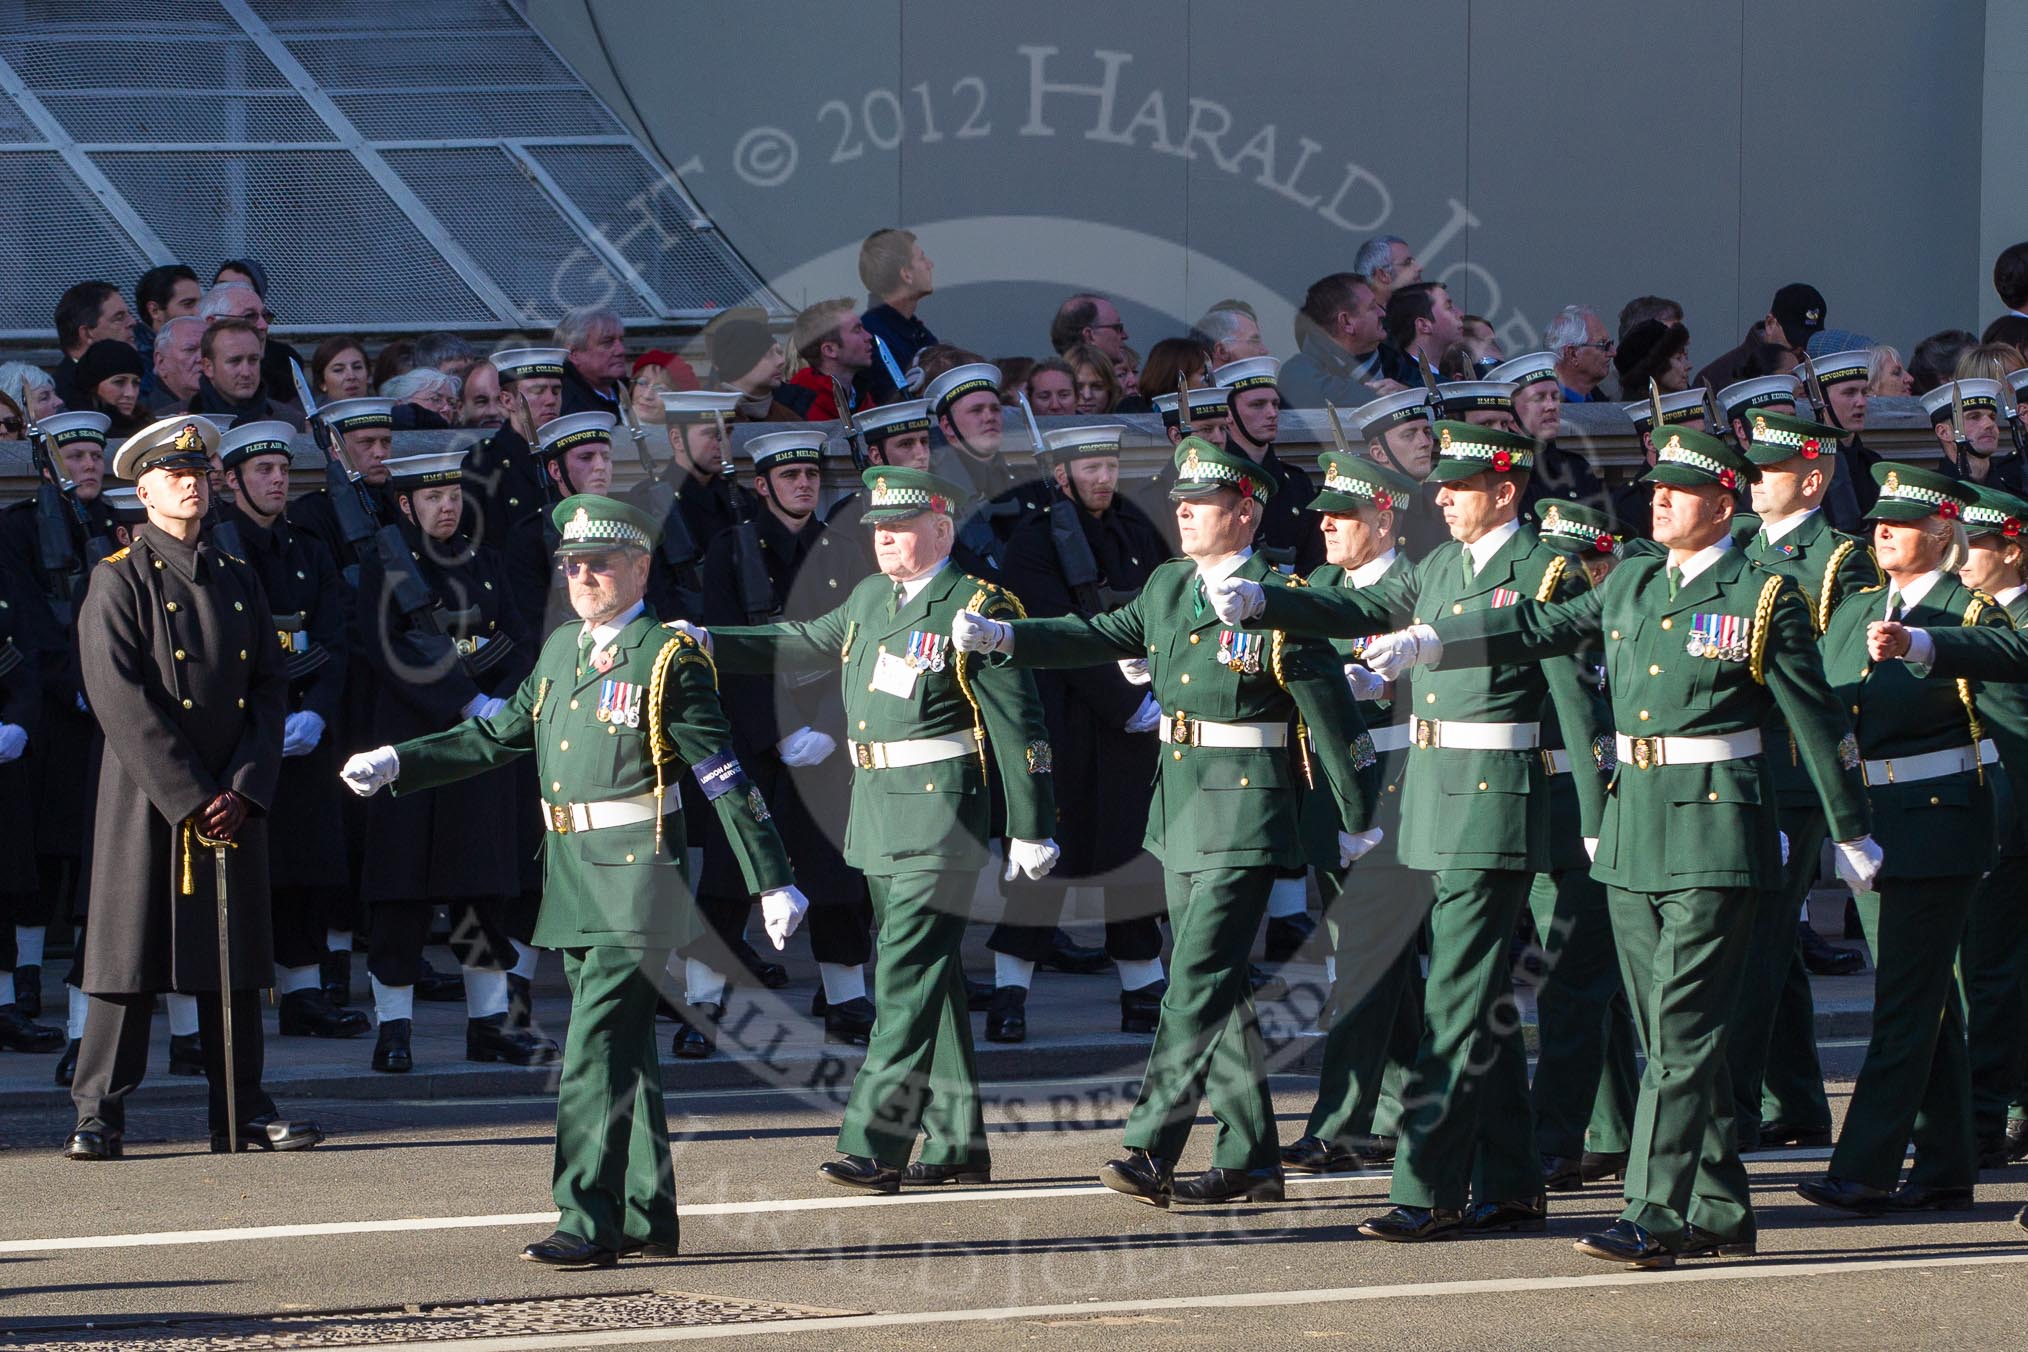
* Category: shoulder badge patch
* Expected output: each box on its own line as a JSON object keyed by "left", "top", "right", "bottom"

{"left": 1837, "top": 733, "right": 1860, "bottom": 771}
{"left": 1024, "top": 739, "right": 1053, "bottom": 774}
{"left": 1351, "top": 731, "right": 1377, "bottom": 771}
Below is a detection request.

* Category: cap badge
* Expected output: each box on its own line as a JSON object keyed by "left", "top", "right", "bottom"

{"left": 1183, "top": 446, "right": 1200, "bottom": 476}
{"left": 1438, "top": 427, "right": 1453, "bottom": 451}
{"left": 1882, "top": 470, "right": 1899, "bottom": 494}
{"left": 173, "top": 424, "right": 205, "bottom": 452}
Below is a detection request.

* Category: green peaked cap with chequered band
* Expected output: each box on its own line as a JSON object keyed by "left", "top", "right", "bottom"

{"left": 1427, "top": 420, "right": 1536, "bottom": 484}
{"left": 1963, "top": 482, "right": 2028, "bottom": 540}
{"left": 858, "top": 464, "right": 968, "bottom": 523}
{"left": 1536, "top": 501, "right": 1622, "bottom": 557}
{"left": 1639, "top": 425, "right": 1760, "bottom": 489}
{"left": 1309, "top": 451, "right": 1417, "bottom": 514}
{"left": 1863, "top": 461, "right": 1977, "bottom": 523}
{"left": 1744, "top": 409, "right": 1844, "bottom": 466}
{"left": 1166, "top": 434, "right": 1276, "bottom": 503}
{"left": 551, "top": 492, "right": 661, "bottom": 554}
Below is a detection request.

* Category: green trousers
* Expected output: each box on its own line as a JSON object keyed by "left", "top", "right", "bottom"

{"left": 836, "top": 870, "right": 988, "bottom": 1168}
{"left": 1124, "top": 866, "right": 1277, "bottom": 1170}
{"left": 1608, "top": 885, "right": 1755, "bottom": 1244}
{"left": 1389, "top": 868, "right": 1538, "bottom": 1211}
{"left": 1527, "top": 868, "right": 1639, "bottom": 1159}
{"left": 554, "top": 946, "right": 678, "bottom": 1250}
{"left": 1728, "top": 804, "right": 1833, "bottom": 1144}
{"left": 1832, "top": 877, "right": 1979, "bottom": 1190}
{"left": 1959, "top": 861, "right": 2028, "bottom": 1144}
{"left": 1304, "top": 863, "right": 1427, "bottom": 1146}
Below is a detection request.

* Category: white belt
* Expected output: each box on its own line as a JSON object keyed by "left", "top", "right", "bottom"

{"left": 1861, "top": 743, "right": 1991, "bottom": 787}
{"left": 1542, "top": 749, "right": 1571, "bottom": 775}
{"left": 542, "top": 790, "right": 672, "bottom": 834}
{"left": 848, "top": 734, "right": 974, "bottom": 770}
{"left": 1410, "top": 717, "right": 1541, "bottom": 751}
{"left": 1158, "top": 715, "right": 1289, "bottom": 748}
{"left": 1368, "top": 723, "right": 1412, "bottom": 755}
{"left": 1615, "top": 728, "right": 1763, "bottom": 769}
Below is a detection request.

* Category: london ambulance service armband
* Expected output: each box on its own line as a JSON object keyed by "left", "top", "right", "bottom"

{"left": 692, "top": 748, "right": 750, "bottom": 800}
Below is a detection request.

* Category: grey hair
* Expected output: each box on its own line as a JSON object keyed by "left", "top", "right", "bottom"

{"left": 412, "top": 332, "right": 479, "bottom": 368}
{"left": 1543, "top": 305, "right": 1597, "bottom": 352}
{"left": 1195, "top": 305, "right": 1255, "bottom": 349}
{"left": 197, "top": 282, "right": 259, "bottom": 322}
{"left": 380, "top": 366, "right": 461, "bottom": 403}
{"left": 552, "top": 306, "right": 623, "bottom": 353}
{"left": 1353, "top": 235, "right": 1407, "bottom": 280}
{"left": 0, "top": 361, "right": 53, "bottom": 413}
{"left": 155, "top": 315, "right": 204, "bottom": 348}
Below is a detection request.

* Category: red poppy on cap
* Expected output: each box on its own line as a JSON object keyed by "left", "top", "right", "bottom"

{"left": 2006, "top": 518, "right": 2022, "bottom": 538}
{"left": 1802, "top": 438, "right": 1820, "bottom": 458}
{"left": 1719, "top": 469, "right": 1736, "bottom": 489}
{"left": 1373, "top": 491, "right": 1393, "bottom": 512}
{"left": 1940, "top": 500, "right": 1960, "bottom": 520}
{"left": 1595, "top": 534, "right": 1614, "bottom": 552}
{"left": 929, "top": 495, "right": 949, "bottom": 514}
{"left": 1491, "top": 450, "right": 1512, "bottom": 472}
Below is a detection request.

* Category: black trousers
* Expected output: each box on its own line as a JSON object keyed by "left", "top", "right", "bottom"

{"left": 367, "top": 897, "right": 515, "bottom": 986}
{"left": 72, "top": 990, "right": 275, "bottom": 1135}
{"left": 694, "top": 891, "right": 873, "bottom": 968}
{"left": 272, "top": 885, "right": 353, "bottom": 970}
{"left": 989, "top": 880, "right": 1165, "bottom": 964}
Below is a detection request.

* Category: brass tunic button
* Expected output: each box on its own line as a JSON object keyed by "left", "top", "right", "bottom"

{"left": 1707, "top": 791, "right": 1719, "bottom": 801}
{"left": 234, "top": 601, "right": 243, "bottom": 611}
{"left": 153, "top": 559, "right": 164, "bottom": 570}
{"left": 1649, "top": 664, "right": 1661, "bottom": 675}
{"left": 1478, "top": 781, "right": 1489, "bottom": 790}
{"left": 551, "top": 781, "right": 561, "bottom": 792}
{"left": 559, "top": 740, "right": 569, "bottom": 751}
{"left": 484, "top": 581, "right": 492, "bottom": 590}
{"left": 924, "top": 782, "right": 934, "bottom": 791}
{"left": 570, "top": 699, "right": 579, "bottom": 710}
{"left": 1425, "top": 692, "right": 1436, "bottom": 704}
{"left": 858, "top": 720, "right": 867, "bottom": 730}
{"left": 165, "top": 602, "right": 179, "bottom": 612}
{"left": 239, "top": 650, "right": 247, "bottom": 661}
{"left": 1930, "top": 796, "right": 1941, "bottom": 806}
{"left": 1189, "top": 634, "right": 1200, "bottom": 644}
{"left": 1452, "top": 603, "right": 1464, "bottom": 615}
{"left": 625, "top": 853, "right": 636, "bottom": 863}
{"left": 868, "top": 683, "right": 877, "bottom": 692}
{"left": 181, "top": 698, "right": 193, "bottom": 709}
{"left": 1610, "top": 629, "right": 1621, "bottom": 639}
{"left": 1179, "top": 673, "right": 1190, "bottom": 684}
{"left": 1173, "top": 749, "right": 1183, "bottom": 760}
{"left": 1239, "top": 776, "right": 1249, "bottom": 786}
{"left": 236, "top": 698, "right": 244, "bottom": 708}
{"left": 1660, "top": 618, "right": 1672, "bottom": 630}
{"left": 1638, "top": 710, "right": 1650, "bottom": 721}
{"left": 1386, "top": 783, "right": 1397, "bottom": 793}
{"left": 878, "top": 644, "right": 887, "bottom": 654}
{"left": 828, "top": 578, "right": 837, "bottom": 587}
{"left": 1851, "top": 705, "right": 1861, "bottom": 715}
{"left": 174, "top": 649, "right": 187, "bottom": 660}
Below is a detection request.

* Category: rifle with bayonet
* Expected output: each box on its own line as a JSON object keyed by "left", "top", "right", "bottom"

{"left": 832, "top": 376, "right": 869, "bottom": 472}
{"left": 1419, "top": 359, "right": 1447, "bottom": 423}
{"left": 1950, "top": 380, "right": 1984, "bottom": 463}
{"left": 1797, "top": 352, "right": 1849, "bottom": 441}
{"left": 1018, "top": 391, "right": 1114, "bottom": 616}
{"left": 1702, "top": 383, "right": 1731, "bottom": 446}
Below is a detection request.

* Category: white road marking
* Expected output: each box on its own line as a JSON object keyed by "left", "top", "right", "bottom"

{"left": 329, "top": 1249, "right": 2028, "bottom": 1351}
{"left": 0, "top": 1152, "right": 1850, "bottom": 1257}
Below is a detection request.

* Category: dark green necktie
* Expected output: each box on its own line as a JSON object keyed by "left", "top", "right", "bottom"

{"left": 1666, "top": 565, "right": 1683, "bottom": 600}
{"left": 1192, "top": 575, "right": 1207, "bottom": 619}
{"left": 887, "top": 580, "right": 905, "bottom": 617}
{"left": 1886, "top": 592, "right": 1904, "bottom": 623}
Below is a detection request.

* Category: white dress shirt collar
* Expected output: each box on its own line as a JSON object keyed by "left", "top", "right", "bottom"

{"left": 1759, "top": 505, "right": 1818, "bottom": 545}
{"left": 1464, "top": 519, "right": 1522, "bottom": 575}
{"left": 1347, "top": 548, "right": 1398, "bottom": 589}
{"left": 1669, "top": 533, "right": 1735, "bottom": 584}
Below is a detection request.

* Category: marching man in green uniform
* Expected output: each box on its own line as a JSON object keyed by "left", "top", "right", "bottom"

{"left": 1290, "top": 426, "right": 1882, "bottom": 1266}
{"left": 341, "top": 495, "right": 808, "bottom": 1267}
{"left": 950, "top": 436, "right": 1381, "bottom": 1207}
{"left": 678, "top": 465, "right": 1059, "bottom": 1193}
{"left": 1733, "top": 410, "right": 1881, "bottom": 1152}
{"left": 1795, "top": 464, "right": 2028, "bottom": 1215}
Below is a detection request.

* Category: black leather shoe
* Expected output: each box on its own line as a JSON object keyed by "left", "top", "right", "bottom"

{"left": 1680, "top": 1224, "right": 1756, "bottom": 1258}
{"left": 903, "top": 1160, "right": 991, "bottom": 1186}
{"left": 1758, "top": 1120, "right": 1833, "bottom": 1149}
{"left": 278, "top": 989, "right": 370, "bottom": 1039}
{"left": 506, "top": 973, "right": 538, "bottom": 1031}
{"left": 964, "top": 974, "right": 993, "bottom": 1012}
{"left": 1355, "top": 1135, "right": 1398, "bottom": 1166}
{"left": 1120, "top": 981, "right": 1165, "bottom": 1034}
{"left": 1799, "top": 923, "right": 1865, "bottom": 976}
{"left": 672, "top": 1002, "right": 721, "bottom": 1060}
{"left": 64, "top": 1126, "right": 121, "bottom": 1161}
{"left": 731, "top": 938, "right": 788, "bottom": 990}
{"left": 985, "top": 985, "right": 1027, "bottom": 1043}
{"left": 1886, "top": 1181, "right": 1974, "bottom": 1212}
{"left": 1172, "top": 1166, "right": 1285, "bottom": 1203}
{"left": 54, "top": 1038, "right": 79, "bottom": 1087}
{"left": 320, "top": 950, "right": 352, "bottom": 1005}
{"left": 1542, "top": 1154, "right": 1584, "bottom": 1191}
{"left": 2008, "top": 1118, "right": 2028, "bottom": 1163}
{"left": 618, "top": 1237, "right": 681, "bottom": 1260}
{"left": 1464, "top": 1195, "right": 1548, "bottom": 1233}
{"left": 822, "top": 995, "right": 875, "bottom": 1046}
{"left": 467, "top": 1012, "right": 559, "bottom": 1065}
{"left": 415, "top": 961, "right": 465, "bottom": 1002}
{"left": 1796, "top": 1174, "right": 1893, "bottom": 1216}
{"left": 1575, "top": 1219, "right": 1675, "bottom": 1268}
{"left": 169, "top": 1031, "right": 204, "bottom": 1075}
{"left": 1359, "top": 1205, "right": 1464, "bottom": 1242}
{"left": 14, "top": 965, "right": 40, "bottom": 1018}
{"left": 1098, "top": 1149, "right": 1175, "bottom": 1208}
{"left": 1582, "top": 1150, "right": 1629, "bottom": 1183}
{"left": 0, "top": 1002, "right": 64, "bottom": 1053}
{"left": 1039, "top": 929, "right": 1114, "bottom": 975}
{"left": 520, "top": 1230, "right": 617, "bottom": 1268}
{"left": 1978, "top": 1137, "right": 2010, "bottom": 1171}
{"left": 212, "top": 1116, "right": 324, "bottom": 1153}
{"left": 371, "top": 1018, "right": 412, "bottom": 1073}
{"left": 1264, "top": 911, "right": 1318, "bottom": 963}
{"left": 1246, "top": 965, "right": 1287, "bottom": 1000}
{"left": 1282, "top": 1134, "right": 1360, "bottom": 1174}
{"left": 818, "top": 1154, "right": 901, "bottom": 1193}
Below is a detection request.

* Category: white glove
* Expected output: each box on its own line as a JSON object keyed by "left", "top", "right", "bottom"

{"left": 760, "top": 886, "right": 810, "bottom": 950}
{"left": 951, "top": 608, "right": 1013, "bottom": 655}
{"left": 1118, "top": 657, "right": 1152, "bottom": 687}
{"left": 1361, "top": 624, "right": 1442, "bottom": 682}
{"left": 1204, "top": 575, "right": 1265, "bottom": 624}
{"left": 1124, "top": 693, "right": 1162, "bottom": 734}
{"left": 1343, "top": 663, "right": 1390, "bottom": 701}
{"left": 1004, "top": 837, "right": 1062, "bottom": 882}
{"left": 1833, "top": 835, "right": 1884, "bottom": 894}
{"left": 281, "top": 710, "right": 326, "bottom": 758}
{"left": 1779, "top": 831, "right": 1790, "bottom": 866}
{"left": 664, "top": 619, "right": 713, "bottom": 656}
{"left": 1583, "top": 837, "right": 1598, "bottom": 862}
{"left": 1337, "top": 827, "right": 1383, "bottom": 867}
{"left": 341, "top": 745, "right": 400, "bottom": 797}
{"left": 0, "top": 723, "right": 25, "bottom": 764}
{"left": 777, "top": 726, "right": 837, "bottom": 767}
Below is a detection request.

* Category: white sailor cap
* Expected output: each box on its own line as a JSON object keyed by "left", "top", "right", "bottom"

{"left": 748, "top": 428, "right": 828, "bottom": 470}
{"left": 924, "top": 363, "right": 1002, "bottom": 416}
{"left": 660, "top": 389, "right": 744, "bottom": 424}
{"left": 384, "top": 449, "right": 467, "bottom": 490}
{"left": 1211, "top": 356, "right": 1280, "bottom": 392}
{"left": 491, "top": 347, "right": 567, "bottom": 382}
{"left": 1153, "top": 386, "right": 1230, "bottom": 427}
{"left": 1485, "top": 352, "right": 1557, "bottom": 388}
{"left": 1922, "top": 379, "right": 2006, "bottom": 423}
{"left": 35, "top": 411, "right": 111, "bottom": 446}
{"left": 856, "top": 398, "right": 933, "bottom": 441}
{"left": 1435, "top": 381, "right": 1515, "bottom": 414}
{"left": 1622, "top": 388, "right": 1709, "bottom": 432}
{"left": 1040, "top": 424, "right": 1128, "bottom": 461}
{"left": 1807, "top": 349, "right": 1872, "bottom": 387}
{"left": 1351, "top": 388, "right": 1430, "bottom": 440}
{"left": 536, "top": 411, "right": 617, "bottom": 456}
{"left": 218, "top": 419, "right": 297, "bottom": 470}
{"left": 320, "top": 397, "right": 395, "bottom": 433}
{"left": 1717, "top": 375, "right": 1801, "bottom": 419}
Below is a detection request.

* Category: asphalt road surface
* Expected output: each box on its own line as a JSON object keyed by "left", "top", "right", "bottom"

{"left": 3, "top": 1039, "right": 2026, "bottom": 1351}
